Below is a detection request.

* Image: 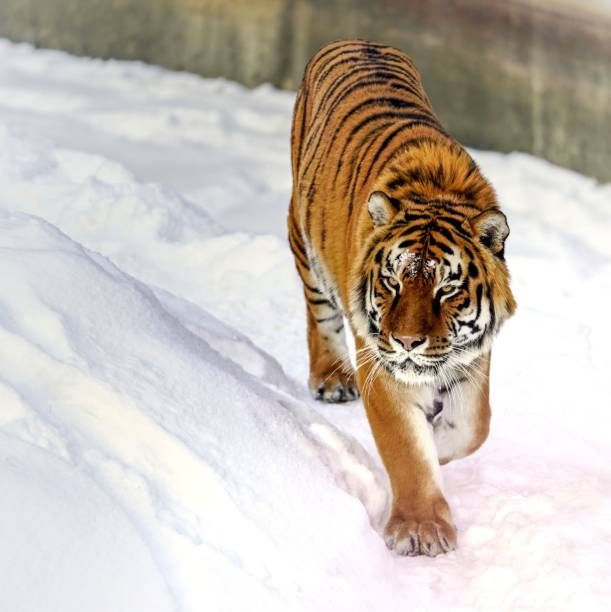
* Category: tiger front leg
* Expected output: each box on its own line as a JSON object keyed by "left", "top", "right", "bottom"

{"left": 305, "top": 304, "right": 359, "bottom": 403}
{"left": 288, "top": 219, "right": 359, "bottom": 403}
{"left": 356, "top": 341, "right": 456, "bottom": 556}
{"left": 434, "top": 353, "right": 492, "bottom": 465}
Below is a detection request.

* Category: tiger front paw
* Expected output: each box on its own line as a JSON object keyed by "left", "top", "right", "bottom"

{"left": 384, "top": 506, "right": 457, "bottom": 557}
{"left": 309, "top": 369, "right": 359, "bottom": 403}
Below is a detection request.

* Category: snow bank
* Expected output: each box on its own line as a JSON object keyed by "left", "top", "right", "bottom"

{"left": 0, "top": 434, "right": 174, "bottom": 612}
{"left": 0, "top": 39, "right": 610, "bottom": 611}
{"left": 0, "top": 211, "right": 393, "bottom": 611}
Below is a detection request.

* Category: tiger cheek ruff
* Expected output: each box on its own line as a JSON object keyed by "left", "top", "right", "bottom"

{"left": 288, "top": 40, "right": 516, "bottom": 557}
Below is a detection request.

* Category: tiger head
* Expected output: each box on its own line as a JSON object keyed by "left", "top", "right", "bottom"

{"left": 350, "top": 189, "right": 516, "bottom": 386}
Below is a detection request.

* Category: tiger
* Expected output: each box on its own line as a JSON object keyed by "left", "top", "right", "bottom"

{"left": 287, "top": 39, "right": 516, "bottom": 557}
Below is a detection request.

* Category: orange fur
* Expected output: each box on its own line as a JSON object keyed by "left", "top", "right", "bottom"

{"left": 288, "top": 40, "right": 515, "bottom": 556}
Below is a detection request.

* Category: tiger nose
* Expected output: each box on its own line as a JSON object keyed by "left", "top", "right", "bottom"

{"left": 394, "top": 335, "right": 427, "bottom": 351}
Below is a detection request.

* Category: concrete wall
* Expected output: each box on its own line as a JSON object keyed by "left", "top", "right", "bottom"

{"left": 0, "top": 0, "right": 610, "bottom": 182}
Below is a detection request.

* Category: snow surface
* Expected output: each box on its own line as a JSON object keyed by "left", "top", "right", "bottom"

{"left": 0, "top": 39, "right": 610, "bottom": 611}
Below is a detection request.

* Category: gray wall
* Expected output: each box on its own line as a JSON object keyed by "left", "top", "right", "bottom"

{"left": 0, "top": 0, "right": 610, "bottom": 182}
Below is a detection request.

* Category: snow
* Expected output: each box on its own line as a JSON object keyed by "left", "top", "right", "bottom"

{"left": 0, "top": 39, "right": 609, "bottom": 611}
{"left": 0, "top": 434, "right": 174, "bottom": 612}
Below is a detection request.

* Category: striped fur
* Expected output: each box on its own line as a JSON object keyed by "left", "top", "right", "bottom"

{"left": 288, "top": 40, "right": 516, "bottom": 556}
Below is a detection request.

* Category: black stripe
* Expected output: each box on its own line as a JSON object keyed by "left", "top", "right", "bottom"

{"left": 325, "top": 78, "right": 423, "bottom": 121}
{"left": 334, "top": 123, "right": 448, "bottom": 200}
{"left": 340, "top": 124, "right": 389, "bottom": 207}
{"left": 347, "top": 97, "right": 434, "bottom": 116}
{"left": 310, "top": 98, "right": 434, "bottom": 184}
{"left": 320, "top": 205, "right": 326, "bottom": 253}
{"left": 293, "top": 87, "right": 308, "bottom": 175}
{"left": 319, "top": 67, "right": 426, "bottom": 115}
{"left": 320, "top": 75, "right": 402, "bottom": 116}
{"left": 290, "top": 87, "right": 302, "bottom": 149}
{"left": 456, "top": 296, "right": 470, "bottom": 310}
{"left": 346, "top": 126, "right": 409, "bottom": 215}
{"left": 302, "top": 75, "right": 405, "bottom": 168}
{"left": 401, "top": 211, "right": 428, "bottom": 226}
{"left": 376, "top": 68, "right": 427, "bottom": 98}
{"left": 449, "top": 262, "right": 463, "bottom": 281}
{"left": 386, "top": 175, "right": 405, "bottom": 190}
{"left": 436, "top": 225, "right": 459, "bottom": 245}
{"left": 390, "top": 286, "right": 401, "bottom": 311}
{"left": 463, "top": 159, "right": 478, "bottom": 181}
{"left": 438, "top": 215, "right": 471, "bottom": 239}
{"left": 433, "top": 292, "right": 442, "bottom": 316}
{"left": 315, "top": 52, "right": 375, "bottom": 87}
{"left": 289, "top": 240, "right": 310, "bottom": 270}
{"left": 307, "top": 297, "right": 334, "bottom": 306}
{"left": 357, "top": 275, "right": 368, "bottom": 316}
{"left": 316, "top": 313, "right": 341, "bottom": 323}
{"left": 488, "top": 286, "right": 496, "bottom": 331}
{"left": 403, "top": 213, "right": 431, "bottom": 225}
{"left": 338, "top": 122, "right": 389, "bottom": 192}
{"left": 318, "top": 63, "right": 422, "bottom": 109}
{"left": 288, "top": 229, "right": 307, "bottom": 257}
{"left": 303, "top": 281, "right": 322, "bottom": 295}
{"left": 317, "top": 67, "right": 383, "bottom": 111}
{"left": 475, "top": 283, "right": 483, "bottom": 320}
{"left": 316, "top": 53, "right": 418, "bottom": 88}
{"left": 428, "top": 235, "right": 454, "bottom": 255}
{"left": 352, "top": 122, "right": 413, "bottom": 196}
{"left": 448, "top": 199, "right": 481, "bottom": 211}
{"left": 329, "top": 110, "right": 437, "bottom": 185}
{"left": 362, "top": 235, "right": 384, "bottom": 265}
{"left": 305, "top": 187, "right": 313, "bottom": 237}
{"left": 308, "top": 41, "right": 367, "bottom": 80}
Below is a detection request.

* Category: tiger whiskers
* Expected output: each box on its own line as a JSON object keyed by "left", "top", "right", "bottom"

{"left": 434, "top": 352, "right": 487, "bottom": 419}
{"left": 453, "top": 360, "right": 486, "bottom": 395}
{"left": 320, "top": 353, "right": 355, "bottom": 387}
{"left": 356, "top": 344, "right": 383, "bottom": 403}
{"left": 437, "top": 364, "right": 465, "bottom": 414}
{"left": 448, "top": 346, "right": 487, "bottom": 394}
{"left": 355, "top": 351, "right": 379, "bottom": 378}
{"left": 362, "top": 359, "right": 383, "bottom": 404}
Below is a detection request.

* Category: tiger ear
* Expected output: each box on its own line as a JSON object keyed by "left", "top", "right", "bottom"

{"left": 368, "top": 191, "right": 399, "bottom": 227}
{"left": 469, "top": 209, "right": 509, "bottom": 259}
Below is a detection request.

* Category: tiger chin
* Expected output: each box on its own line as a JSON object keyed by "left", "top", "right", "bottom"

{"left": 288, "top": 39, "right": 516, "bottom": 557}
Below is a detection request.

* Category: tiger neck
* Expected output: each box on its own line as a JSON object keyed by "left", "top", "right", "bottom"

{"left": 374, "top": 139, "right": 497, "bottom": 213}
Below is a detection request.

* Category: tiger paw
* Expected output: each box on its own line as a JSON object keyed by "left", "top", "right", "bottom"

{"left": 309, "top": 370, "right": 359, "bottom": 403}
{"left": 384, "top": 510, "right": 457, "bottom": 557}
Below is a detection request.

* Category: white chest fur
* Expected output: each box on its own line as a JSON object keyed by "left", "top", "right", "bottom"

{"left": 414, "top": 377, "right": 484, "bottom": 464}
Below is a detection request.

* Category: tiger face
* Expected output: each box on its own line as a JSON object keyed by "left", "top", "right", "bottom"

{"left": 351, "top": 191, "right": 516, "bottom": 386}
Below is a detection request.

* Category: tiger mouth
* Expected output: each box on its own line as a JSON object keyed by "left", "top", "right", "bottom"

{"left": 385, "top": 355, "right": 442, "bottom": 376}
{"left": 400, "top": 353, "right": 448, "bottom": 368}
{"left": 400, "top": 359, "right": 440, "bottom": 374}
{"left": 403, "top": 363, "right": 438, "bottom": 376}
{"left": 369, "top": 341, "right": 454, "bottom": 380}
{"left": 373, "top": 351, "right": 452, "bottom": 380}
